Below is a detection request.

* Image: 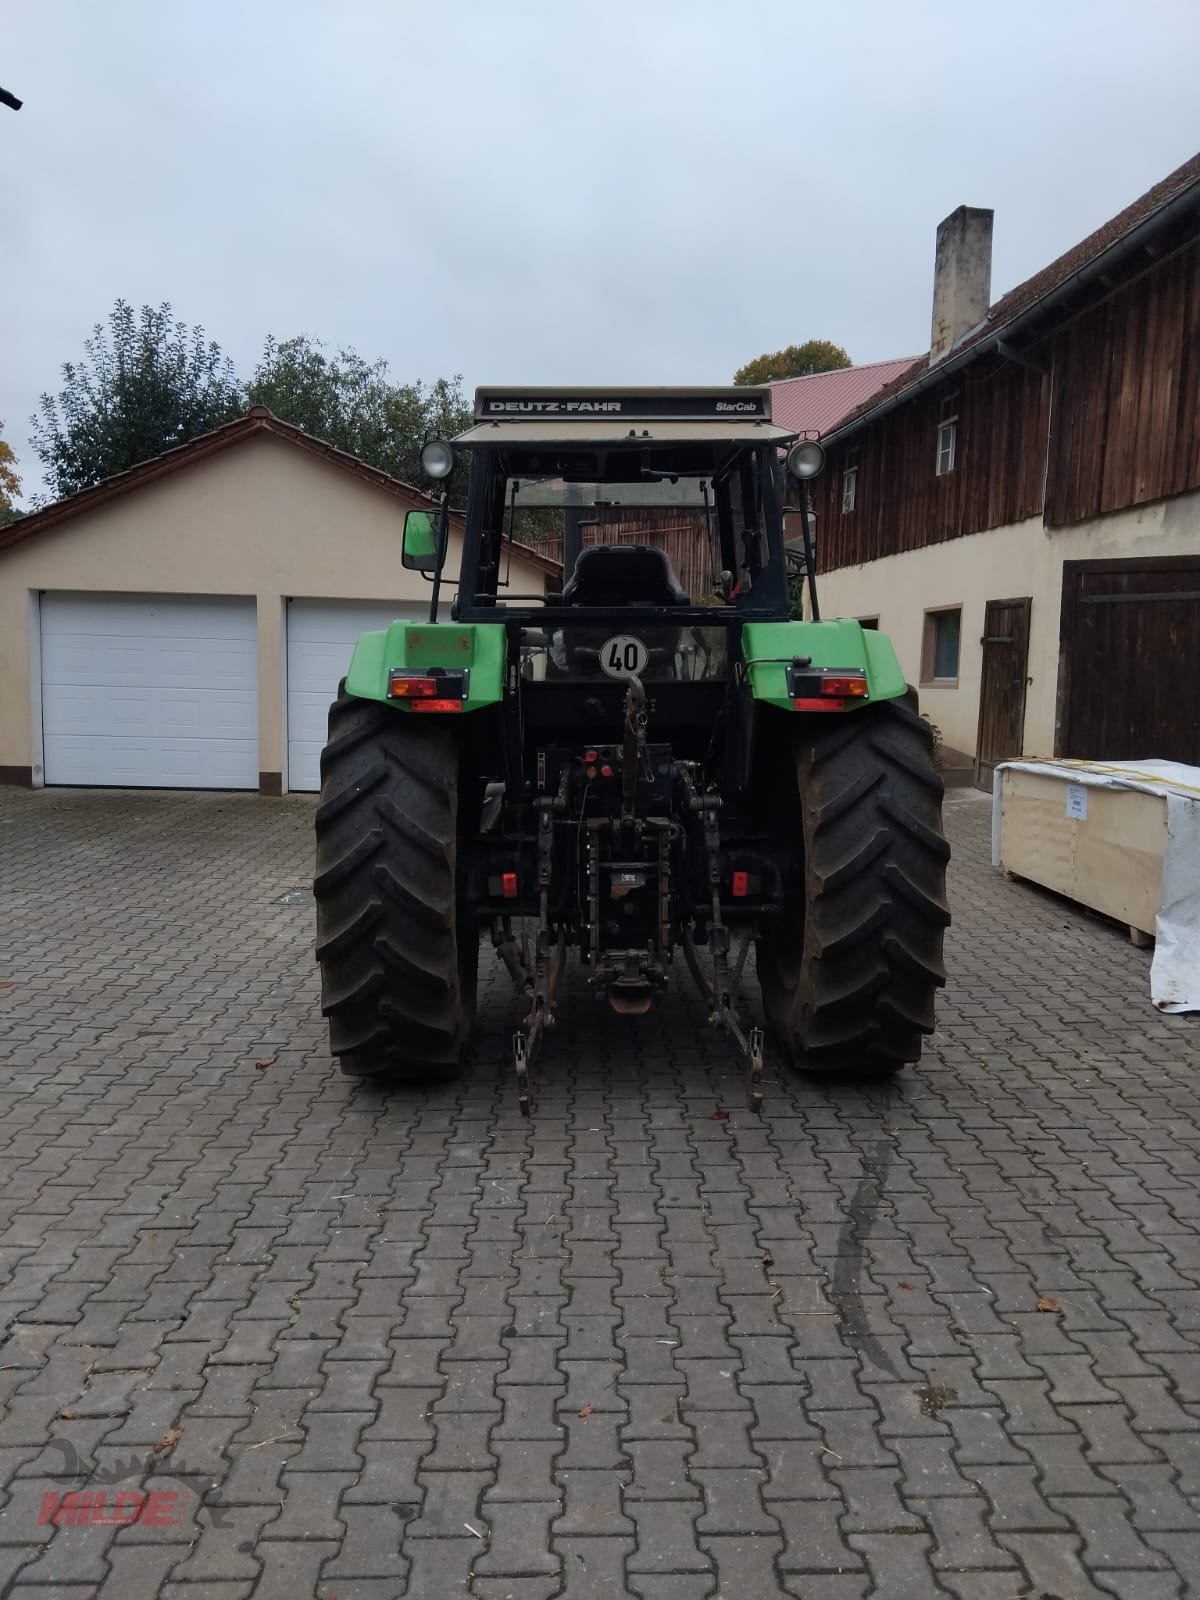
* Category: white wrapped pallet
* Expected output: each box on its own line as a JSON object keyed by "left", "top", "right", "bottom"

{"left": 993, "top": 759, "right": 1200, "bottom": 1014}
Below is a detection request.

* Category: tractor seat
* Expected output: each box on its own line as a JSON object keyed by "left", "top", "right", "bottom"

{"left": 562, "top": 544, "right": 690, "bottom": 607}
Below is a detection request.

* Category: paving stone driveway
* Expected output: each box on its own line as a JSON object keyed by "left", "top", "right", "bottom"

{"left": 1, "top": 784, "right": 1198, "bottom": 1600}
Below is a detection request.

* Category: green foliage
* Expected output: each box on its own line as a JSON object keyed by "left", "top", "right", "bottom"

{"left": 785, "top": 548, "right": 808, "bottom": 617}
{"left": 921, "top": 713, "right": 945, "bottom": 768}
{"left": 245, "top": 336, "right": 472, "bottom": 492}
{"left": 30, "top": 301, "right": 243, "bottom": 499}
{"left": 734, "top": 339, "right": 852, "bottom": 387}
{"left": 29, "top": 304, "right": 474, "bottom": 505}
{"left": 0, "top": 421, "right": 20, "bottom": 526}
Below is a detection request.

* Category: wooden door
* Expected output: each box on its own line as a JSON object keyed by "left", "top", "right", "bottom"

{"left": 1059, "top": 558, "right": 1200, "bottom": 763}
{"left": 975, "top": 596, "right": 1032, "bottom": 783}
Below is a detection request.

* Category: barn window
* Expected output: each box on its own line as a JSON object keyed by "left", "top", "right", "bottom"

{"left": 922, "top": 607, "right": 961, "bottom": 684}
{"left": 935, "top": 393, "right": 958, "bottom": 476}
{"left": 841, "top": 447, "right": 859, "bottom": 513}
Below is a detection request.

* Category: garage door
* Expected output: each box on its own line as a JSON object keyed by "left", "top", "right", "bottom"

{"left": 41, "top": 593, "right": 258, "bottom": 789}
{"left": 1060, "top": 558, "right": 1200, "bottom": 764}
{"left": 286, "top": 599, "right": 428, "bottom": 792}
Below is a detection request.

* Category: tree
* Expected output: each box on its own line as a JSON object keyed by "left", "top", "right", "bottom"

{"left": 245, "top": 336, "right": 472, "bottom": 490}
{"left": 0, "top": 421, "right": 20, "bottom": 527}
{"left": 30, "top": 301, "right": 242, "bottom": 499}
{"left": 733, "top": 339, "right": 852, "bottom": 386}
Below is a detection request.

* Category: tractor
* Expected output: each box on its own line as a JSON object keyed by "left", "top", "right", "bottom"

{"left": 313, "top": 387, "right": 949, "bottom": 1112}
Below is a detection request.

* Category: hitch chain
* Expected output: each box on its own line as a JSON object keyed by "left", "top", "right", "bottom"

{"left": 690, "top": 782, "right": 765, "bottom": 1114}
{"left": 512, "top": 776, "right": 566, "bottom": 1117}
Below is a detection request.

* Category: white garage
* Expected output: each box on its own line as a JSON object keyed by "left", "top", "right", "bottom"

{"left": 286, "top": 598, "right": 428, "bottom": 792}
{"left": 40, "top": 593, "right": 258, "bottom": 789}
{"left": 0, "top": 408, "right": 554, "bottom": 792}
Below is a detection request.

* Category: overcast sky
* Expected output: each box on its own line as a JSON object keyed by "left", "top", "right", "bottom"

{"left": 3, "top": 0, "right": 1198, "bottom": 502}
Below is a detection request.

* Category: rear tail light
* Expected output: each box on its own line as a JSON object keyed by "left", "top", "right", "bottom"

{"left": 786, "top": 665, "right": 869, "bottom": 710}
{"left": 387, "top": 668, "right": 469, "bottom": 705}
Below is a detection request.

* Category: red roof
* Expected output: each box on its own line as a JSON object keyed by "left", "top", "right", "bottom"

{"left": 768, "top": 358, "right": 920, "bottom": 437}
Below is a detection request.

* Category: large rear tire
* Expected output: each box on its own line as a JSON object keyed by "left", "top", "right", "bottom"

{"left": 313, "top": 686, "right": 476, "bottom": 1080}
{"left": 757, "top": 693, "right": 949, "bottom": 1074}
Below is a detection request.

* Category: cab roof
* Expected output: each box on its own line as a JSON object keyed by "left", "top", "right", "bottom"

{"left": 455, "top": 386, "right": 794, "bottom": 446}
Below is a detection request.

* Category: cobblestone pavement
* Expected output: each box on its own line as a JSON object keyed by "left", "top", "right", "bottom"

{"left": 1, "top": 784, "right": 1198, "bottom": 1600}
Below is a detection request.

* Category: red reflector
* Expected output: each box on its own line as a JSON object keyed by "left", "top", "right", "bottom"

{"left": 409, "top": 699, "right": 464, "bottom": 712}
{"left": 501, "top": 872, "right": 518, "bottom": 900}
{"left": 820, "top": 675, "right": 868, "bottom": 697}
{"left": 794, "top": 697, "right": 846, "bottom": 711}
{"left": 731, "top": 870, "right": 749, "bottom": 898}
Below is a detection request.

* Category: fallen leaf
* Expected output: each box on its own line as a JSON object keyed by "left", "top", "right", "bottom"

{"left": 899, "top": 1281, "right": 915, "bottom": 1292}
{"left": 578, "top": 1402, "right": 594, "bottom": 1417}
{"left": 154, "top": 1427, "right": 183, "bottom": 1454}
{"left": 709, "top": 1108, "right": 730, "bottom": 1121}
{"left": 60, "top": 1408, "right": 76, "bottom": 1420}
{"left": 1036, "top": 1296, "right": 1062, "bottom": 1314}
{"left": 254, "top": 1058, "right": 274, "bottom": 1070}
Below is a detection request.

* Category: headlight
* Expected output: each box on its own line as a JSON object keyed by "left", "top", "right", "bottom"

{"left": 421, "top": 439, "right": 456, "bottom": 480}
{"left": 786, "top": 439, "right": 825, "bottom": 481}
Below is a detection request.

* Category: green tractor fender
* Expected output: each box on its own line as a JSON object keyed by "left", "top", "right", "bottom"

{"left": 741, "top": 618, "right": 909, "bottom": 711}
{"left": 344, "top": 620, "right": 508, "bottom": 713}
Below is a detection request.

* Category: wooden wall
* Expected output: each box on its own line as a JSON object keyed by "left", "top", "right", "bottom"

{"left": 817, "top": 235, "right": 1200, "bottom": 570}
{"left": 816, "top": 364, "right": 1049, "bottom": 570}
{"left": 1045, "top": 239, "right": 1200, "bottom": 525}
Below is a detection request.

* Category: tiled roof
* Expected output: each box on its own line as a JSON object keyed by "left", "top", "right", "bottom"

{"left": 768, "top": 358, "right": 919, "bottom": 436}
{"left": 0, "top": 407, "right": 560, "bottom": 575}
{"left": 830, "top": 148, "right": 1200, "bottom": 436}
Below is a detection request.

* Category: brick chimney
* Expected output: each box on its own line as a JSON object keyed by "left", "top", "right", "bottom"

{"left": 930, "top": 205, "right": 994, "bottom": 363}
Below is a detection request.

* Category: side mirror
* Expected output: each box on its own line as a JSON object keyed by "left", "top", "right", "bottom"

{"left": 402, "top": 508, "right": 440, "bottom": 572}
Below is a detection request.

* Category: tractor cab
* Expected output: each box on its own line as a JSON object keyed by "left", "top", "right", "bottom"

{"left": 404, "top": 387, "right": 825, "bottom": 758}
{"left": 444, "top": 385, "right": 804, "bottom": 622}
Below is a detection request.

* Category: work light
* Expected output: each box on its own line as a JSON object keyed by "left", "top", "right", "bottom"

{"left": 786, "top": 439, "right": 825, "bottom": 480}
{"left": 421, "top": 439, "right": 456, "bottom": 480}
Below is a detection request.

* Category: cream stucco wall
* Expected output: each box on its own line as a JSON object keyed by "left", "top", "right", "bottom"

{"left": 0, "top": 433, "right": 547, "bottom": 785}
{"left": 818, "top": 490, "right": 1200, "bottom": 759}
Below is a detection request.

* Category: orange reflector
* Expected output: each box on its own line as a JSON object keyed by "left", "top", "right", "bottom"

{"left": 731, "top": 870, "right": 749, "bottom": 898}
{"left": 409, "top": 699, "right": 464, "bottom": 712}
{"left": 821, "top": 674, "right": 868, "bottom": 697}
{"left": 794, "top": 697, "right": 846, "bottom": 711}
{"left": 388, "top": 676, "right": 440, "bottom": 697}
{"left": 501, "top": 872, "right": 518, "bottom": 899}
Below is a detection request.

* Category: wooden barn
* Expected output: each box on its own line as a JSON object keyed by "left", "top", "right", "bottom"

{"left": 812, "top": 152, "right": 1200, "bottom": 778}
